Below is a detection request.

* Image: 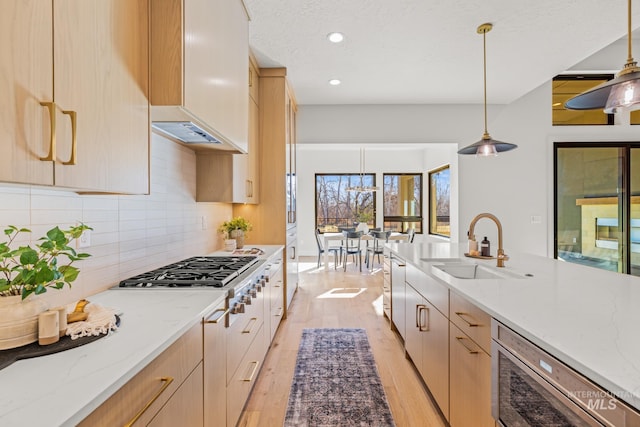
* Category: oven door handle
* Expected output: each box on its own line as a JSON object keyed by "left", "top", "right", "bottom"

{"left": 492, "top": 341, "right": 605, "bottom": 427}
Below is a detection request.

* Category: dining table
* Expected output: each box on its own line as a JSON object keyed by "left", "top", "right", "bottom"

{"left": 322, "top": 231, "right": 409, "bottom": 270}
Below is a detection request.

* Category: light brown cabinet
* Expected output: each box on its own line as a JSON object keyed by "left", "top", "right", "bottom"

{"left": 449, "top": 323, "right": 494, "bottom": 427}
{"left": 150, "top": 0, "right": 248, "bottom": 152}
{"left": 233, "top": 68, "right": 298, "bottom": 316}
{"left": 195, "top": 57, "right": 260, "bottom": 204}
{"left": 203, "top": 305, "right": 228, "bottom": 427}
{"left": 78, "top": 323, "right": 203, "bottom": 426}
{"left": 1, "top": 0, "right": 150, "bottom": 194}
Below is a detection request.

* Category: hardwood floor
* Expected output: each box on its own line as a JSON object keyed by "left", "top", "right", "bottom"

{"left": 238, "top": 256, "right": 447, "bottom": 427}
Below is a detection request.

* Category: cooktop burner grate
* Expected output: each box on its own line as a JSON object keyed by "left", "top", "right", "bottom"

{"left": 118, "top": 256, "right": 259, "bottom": 288}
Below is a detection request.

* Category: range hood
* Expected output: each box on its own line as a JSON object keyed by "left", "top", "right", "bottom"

{"left": 151, "top": 106, "right": 245, "bottom": 153}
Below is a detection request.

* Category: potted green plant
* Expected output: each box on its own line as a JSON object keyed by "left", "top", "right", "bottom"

{"left": 0, "top": 224, "right": 92, "bottom": 349}
{"left": 218, "top": 217, "right": 252, "bottom": 249}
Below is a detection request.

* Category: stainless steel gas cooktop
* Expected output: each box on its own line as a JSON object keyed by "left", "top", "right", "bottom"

{"left": 118, "top": 256, "right": 260, "bottom": 288}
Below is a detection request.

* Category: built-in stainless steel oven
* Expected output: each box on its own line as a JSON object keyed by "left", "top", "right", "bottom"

{"left": 492, "top": 320, "right": 640, "bottom": 427}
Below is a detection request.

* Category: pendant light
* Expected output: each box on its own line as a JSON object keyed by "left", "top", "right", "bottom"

{"left": 346, "top": 147, "right": 379, "bottom": 192}
{"left": 565, "top": 0, "right": 640, "bottom": 113}
{"left": 458, "top": 23, "right": 517, "bottom": 156}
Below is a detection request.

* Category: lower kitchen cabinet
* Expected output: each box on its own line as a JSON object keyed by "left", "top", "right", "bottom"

{"left": 78, "top": 322, "right": 203, "bottom": 426}
{"left": 148, "top": 362, "right": 204, "bottom": 427}
{"left": 227, "top": 323, "right": 266, "bottom": 427}
{"left": 203, "top": 305, "right": 228, "bottom": 427}
{"left": 390, "top": 255, "right": 407, "bottom": 340}
{"left": 449, "top": 323, "right": 494, "bottom": 427}
{"left": 404, "top": 283, "right": 449, "bottom": 421}
{"left": 267, "top": 258, "right": 285, "bottom": 342}
{"left": 382, "top": 249, "right": 391, "bottom": 320}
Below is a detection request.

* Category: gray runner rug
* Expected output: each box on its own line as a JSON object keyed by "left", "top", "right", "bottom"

{"left": 284, "top": 328, "right": 396, "bottom": 426}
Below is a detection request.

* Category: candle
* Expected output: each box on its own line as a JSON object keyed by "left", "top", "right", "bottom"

{"left": 38, "top": 311, "right": 59, "bottom": 345}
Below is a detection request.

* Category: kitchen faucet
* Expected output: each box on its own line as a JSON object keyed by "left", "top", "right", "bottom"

{"left": 468, "top": 213, "right": 509, "bottom": 267}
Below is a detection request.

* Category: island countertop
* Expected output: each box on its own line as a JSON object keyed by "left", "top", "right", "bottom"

{"left": 388, "top": 241, "right": 640, "bottom": 411}
{"left": 0, "top": 245, "right": 284, "bottom": 427}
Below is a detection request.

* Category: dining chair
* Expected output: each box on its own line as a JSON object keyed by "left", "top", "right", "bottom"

{"left": 315, "top": 228, "right": 340, "bottom": 269}
{"left": 407, "top": 228, "right": 416, "bottom": 243}
{"left": 340, "top": 230, "right": 363, "bottom": 271}
{"left": 366, "top": 230, "right": 391, "bottom": 270}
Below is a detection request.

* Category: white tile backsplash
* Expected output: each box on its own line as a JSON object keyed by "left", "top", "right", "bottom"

{"left": 0, "top": 134, "right": 232, "bottom": 308}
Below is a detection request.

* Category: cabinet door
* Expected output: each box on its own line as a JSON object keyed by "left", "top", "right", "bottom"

{"left": 449, "top": 324, "right": 494, "bottom": 427}
{"left": 404, "top": 283, "right": 423, "bottom": 368}
{"left": 185, "top": 0, "right": 248, "bottom": 152}
{"left": 285, "top": 228, "right": 298, "bottom": 313}
{"left": 204, "top": 307, "right": 228, "bottom": 427}
{"left": 421, "top": 298, "right": 450, "bottom": 421}
{"left": 390, "top": 257, "right": 406, "bottom": 339}
{"left": 0, "top": 0, "right": 53, "bottom": 185}
{"left": 148, "top": 362, "right": 204, "bottom": 427}
{"left": 53, "top": 0, "right": 149, "bottom": 194}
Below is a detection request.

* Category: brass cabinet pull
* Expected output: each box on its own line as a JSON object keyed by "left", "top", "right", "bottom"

{"left": 243, "top": 361, "right": 259, "bottom": 382}
{"left": 124, "top": 376, "right": 174, "bottom": 427}
{"left": 418, "top": 305, "right": 430, "bottom": 331}
{"left": 241, "top": 317, "right": 258, "bottom": 334}
{"left": 455, "top": 311, "right": 479, "bottom": 327}
{"left": 62, "top": 110, "right": 77, "bottom": 165}
{"left": 204, "top": 308, "right": 229, "bottom": 324}
{"left": 249, "top": 67, "right": 253, "bottom": 87}
{"left": 39, "top": 101, "right": 56, "bottom": 161}
{"left": 456, "top": 336, "right": 479, "bottom": 354}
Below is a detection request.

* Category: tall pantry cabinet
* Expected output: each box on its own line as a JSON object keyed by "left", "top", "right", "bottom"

{"left": 234, "top": 67, "right": 298, "bottom": 315}
{"left": 1, "top": 0, "right": 149, "bottom": 194}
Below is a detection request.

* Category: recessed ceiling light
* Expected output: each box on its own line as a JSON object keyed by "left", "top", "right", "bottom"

{"left": 327, "top": 32, "right": 344, "bottom": 43}
{"left": 329, "top": 79, "right": 341, "bottom": 86}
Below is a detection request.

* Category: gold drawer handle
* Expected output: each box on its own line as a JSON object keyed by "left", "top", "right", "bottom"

{"left": 243, "top": 361, "right": 260, "bottom": 382}
{"left": 275, "top": 308, "right": 284, "bottom": 317}
{"left": 455, "top": 336, "right": 479, "bottom": 354}
{"left": 418, "top": 305, "right": 429, "bottom": 331}
{"left": 124, "top": 376, "right": 174, "bottom": 427}
{"left": 62, "top": 110, "right": 77, "bottom": 165}
{"left": 39, "top": 101, "right": 56, "bottom": 161}
{"left": 242, "top": 317, "right": 258, "bottom": 334}
{"left": 455, "top": 311, "right": 479, "bottom": 327}
{"left": 205, "top": 308, "right": 229, "bottom": 324}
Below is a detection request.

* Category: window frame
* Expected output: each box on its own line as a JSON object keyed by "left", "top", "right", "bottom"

{"left": 382, "top": 172, "right": 424, "bottom": 234}
{"left": 428, "top": 165, "right": 451, "bottom": 238}
{"left": 552, "top": 74, "right": 615, "bottom": 126}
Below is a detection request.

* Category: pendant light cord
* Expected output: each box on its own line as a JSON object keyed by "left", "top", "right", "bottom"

{"left": 628, "top": 0, "right": 634, "bottom": 64}
{"left": 483, "top": 29, "right": 488, "bottom": 137}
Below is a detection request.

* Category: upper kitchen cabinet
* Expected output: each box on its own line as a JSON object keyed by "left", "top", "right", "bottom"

{"left": 0, "top": 0, "right": 150, "bottom": 194}
{"left": 150, "top": 0, "right": 249, "bottom": 153}
{"left": 196, "top": 55, "right": 260, "bottom": 204}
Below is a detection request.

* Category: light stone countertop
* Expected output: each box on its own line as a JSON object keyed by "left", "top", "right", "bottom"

{"left": 0, "top": 245, "right": 284, "bottom": 427}
{"left": 388, "top": 241, "right": 640, "bottom": 411}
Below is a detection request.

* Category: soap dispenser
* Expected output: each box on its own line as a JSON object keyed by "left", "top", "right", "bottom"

{"left": 481, "top": 236, "right": 490, "bottom": 257}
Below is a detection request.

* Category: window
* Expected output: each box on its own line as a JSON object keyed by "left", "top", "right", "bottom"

{"left": 383, "top": 173, "right": 422, "bottom": 233}
{"left": 555, "top": 142, "right": 640, "bottom": 276}
{"left": 315, "top": 174, "right": 376, "bottom": 232}
{"left": 552, "top": 75, "right": 614, "bottom": 125}
{"left": 428, "top": 166, "right": 450, "bottom": 237}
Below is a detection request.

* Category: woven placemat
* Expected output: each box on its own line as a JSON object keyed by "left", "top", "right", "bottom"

{"left": 0, "top": 315, "right": 120, "bottom": 371}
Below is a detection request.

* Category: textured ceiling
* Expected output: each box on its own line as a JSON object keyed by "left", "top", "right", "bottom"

{"left": 243, "top": 0, "right": 640, "bottom": 105}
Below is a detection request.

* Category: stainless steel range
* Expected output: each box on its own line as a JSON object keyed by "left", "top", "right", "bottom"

{"left": 118, "top": 256, "right": 260, "bottom": 291}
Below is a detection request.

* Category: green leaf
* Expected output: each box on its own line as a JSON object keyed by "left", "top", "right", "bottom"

{"left": 59, "top": 265, "right": 79, "bottom": 282}
{"left": 34, "top": 284, "right": 46, "bottom": 295}
{"left": 19, "top": 248, "right": 39, "bottom": 265}
{"left": 21, "top": 287, "right": 32, "bottom": 300}
{"left": 34, "top": 267, "right": 55, "bottom": 284}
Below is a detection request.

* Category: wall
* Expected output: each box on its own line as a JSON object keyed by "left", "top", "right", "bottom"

{"left": 0, "top": 133, "right": 231, "bottom": 308}
{"left": 297, "top": 87, "right": 639, "bottom": 259}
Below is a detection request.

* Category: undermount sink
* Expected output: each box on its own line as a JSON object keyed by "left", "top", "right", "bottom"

{"left": 433, "top": 263, "right": 525, "bottom": 280}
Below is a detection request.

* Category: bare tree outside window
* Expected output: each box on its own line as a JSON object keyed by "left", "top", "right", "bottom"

{"left": 429, "top": 166, "right": 450, "bottom": 237}
{"left": 316, "top": 174, "right": 376, "bottom": 232}
{"left": 383, "top": 174, "right": 423, "bottom": 233}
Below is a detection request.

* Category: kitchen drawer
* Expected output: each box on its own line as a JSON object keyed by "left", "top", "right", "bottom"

{"left": 227, "top": 322, "right": 265, "bottom": 427}
{"left": 227, "top": 292, "right": 265, "bottom": 382}
{"left": 450, "top": 291, "right": 491, "bottom": 354}
{"left": 407, "top": 263, "right": 449, "bottom": 316}
{"left": 78, "top": 322, "right": 203, "bottom": 426}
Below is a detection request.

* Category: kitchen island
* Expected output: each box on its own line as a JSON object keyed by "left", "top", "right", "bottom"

{"left": 389, "top": 241, "right": 640, "bottom": 413}
{"left": 0, "top": 245, "right": 283, "bottom": 427}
